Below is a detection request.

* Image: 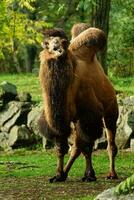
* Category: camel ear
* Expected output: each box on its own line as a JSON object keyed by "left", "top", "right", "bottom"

{"left": 69, "top": 27, "right": 106, "bottom": 52}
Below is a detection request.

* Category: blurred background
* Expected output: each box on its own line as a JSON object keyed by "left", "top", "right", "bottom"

{"left": 0, "top": 0, "right": 133, "bottom": 77}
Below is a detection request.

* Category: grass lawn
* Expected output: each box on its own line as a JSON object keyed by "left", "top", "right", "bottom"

{"left": 0, "top": 149, "right": 134, "bottom": 200}
{"left": 0, "top": 73, "right": 134, "bottom": 103}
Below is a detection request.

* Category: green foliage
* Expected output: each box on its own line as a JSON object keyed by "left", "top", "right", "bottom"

{"left": 0, "top": 0, "right": 51, "bottom": 72}
{"left": 113, "top": 174, "right": 134, "bottom": 195}
{"left": 0, "top": 0, "right": 133, "bottom": 75}
{"left": 108, "top": 0, "right": 134, "bottom": 76}
{"left": 109, "top": 72, "right": 134, "bottom": 95}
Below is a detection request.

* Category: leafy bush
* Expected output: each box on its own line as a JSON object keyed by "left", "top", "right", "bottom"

{"left": 114, "top": 174, "right": 134, "bottom": 195}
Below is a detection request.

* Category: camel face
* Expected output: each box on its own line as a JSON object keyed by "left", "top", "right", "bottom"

{"left": 42, "top": 37, "right": 68, "bottom": 58}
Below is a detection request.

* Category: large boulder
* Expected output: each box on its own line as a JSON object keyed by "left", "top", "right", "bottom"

{"left": 27, "top": 105, "right": 42, "bottom": 136}
{"left": 27, "top": 105, "right": 54, "bottom": 149}
{"left": 0, "top": 81, "right": 17, "bottom": 103}
{"left": 0, "top": 101, "right": 31, "bottom": 132}
{"left": 0, "top": 125, "right": 32, "bottom": 150}
{"left": 116, "top": 96, "right": 134, "bottom": 149}
{"left": 16, "top": 92, "right": 32, "bottom": 102}
{"left": 0, "top": 101, "right": 31, "bottom": 150}
{"left": 8, "top": 125, "right": 31, "bottom": 147}
{"left": 0, "top": 131, "right": 11, "bottom": 151}
{"left": 0, "top": 81, "right": 37, "bottom": 151}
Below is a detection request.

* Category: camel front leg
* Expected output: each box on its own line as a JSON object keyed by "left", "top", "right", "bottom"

{"left": 49, "top": 137, "right": 69, "bottom": 183}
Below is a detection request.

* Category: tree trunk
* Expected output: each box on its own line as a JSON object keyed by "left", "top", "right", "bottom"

{"left": 12, "top": 11, "right": 22, "bottom": 73}
{"left": 12, "top": 39, "right": 22, "bottom": 73}
{"left": 26, "top": 45, "right": 37, "bottom": 72}
{"left": 91, "top": 0, "right": 111, "bottom": 74}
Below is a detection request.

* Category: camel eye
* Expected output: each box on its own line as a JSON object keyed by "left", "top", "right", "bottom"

{"left": 44, "top": 41, "right": 49, "bottom": 46}
{"left": 42, "top": 41, "right": 49, "bottom": 49}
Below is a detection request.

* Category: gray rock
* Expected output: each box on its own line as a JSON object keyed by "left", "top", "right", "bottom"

{"left": 0, "top": 81, "right": 17, "bottom": 102}
{"left": 0, "top": 125, "right": 32, "bottom": 150}
{"left": 1, "top": 110, "right": 22, "bottom": 133}
{"left": 16, "top": 92, "right": 32, "bottom": 102}
{"left": 9, "top": 125, "right": 31, "bottom": 147}
{"left": 116, "top": 105, "right": 133, "bottom": 149}
{"left": 130, "top": 139, "right": 134, "bottom": 152}
{"left": 0, "top": 131, "right": 11, "bottom": 151}
{"left": 128, "top": 110, "right": 134, "bottom": 131}
{"left": 27, "top": 105, "right": 54, "bottom": 149}
{"left": 0, "top": 81, "right": 17, "bottom": 95}
{"left": 123, "top": 96, "right": 134, "bottom": 106}
{"left": 95, "top": 188, "right": 134, "bottom": 200}
{"left": 0, "top": 101, "right": 31, "bottom": 132}
{"left": 0, "top": 100, "right": 3, "bottom": 110}
{"left": 27, "top": 106, "right": 42, "bottom": 136}
{"left": 0, "top": 101, "right": 20, "bottom": 128}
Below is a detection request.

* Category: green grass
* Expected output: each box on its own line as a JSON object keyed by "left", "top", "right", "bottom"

{"left": 0, "top": 149, "right": 133, "bottom": 199}
{"left": 0, "top": 73, "right": 134, "bottom": 103}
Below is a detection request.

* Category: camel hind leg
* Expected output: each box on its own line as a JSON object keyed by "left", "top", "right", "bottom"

{"left": 64, "top": 137, "right": 96, "bottom": 182}
{"left": 64, "top": 145, "right": 81, "bottom": 177}
{"left": 81, "top": 141, "right": 97, "bottom": 182}
{"left": 104, "top": 118, "right": 118, "bottom": 179}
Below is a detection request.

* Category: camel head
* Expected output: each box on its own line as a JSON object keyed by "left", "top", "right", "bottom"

{"left": 42, "top": 28, "right": 69, "bottom": 58}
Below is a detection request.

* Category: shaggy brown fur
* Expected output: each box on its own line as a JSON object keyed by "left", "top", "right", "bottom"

{"left": 39, "top": 25, "right": 118, "bottom": 183}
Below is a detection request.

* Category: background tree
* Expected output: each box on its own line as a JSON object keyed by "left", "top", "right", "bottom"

{"left": 0, "top": 0, "right": 133, "bottom": 76}
{"left": 0, "top": 0, "right": 50, "bottom": 72}
{"left": 108, "top": 0, "right": 134, "bottom": 77}
{"left": 91, "top": 0, "right": 111, "bottom": 74}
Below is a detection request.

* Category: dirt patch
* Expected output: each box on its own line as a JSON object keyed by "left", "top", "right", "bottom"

{"left": 0, "top": 150, "right": 133, "bottom": 199}
{"left": 0, "top": 176, "right": 120, "bottom": 200}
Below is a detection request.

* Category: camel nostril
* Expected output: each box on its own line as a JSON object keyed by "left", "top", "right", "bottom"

{"left": 59, "top": 50, "right": 62, "bottom": 53}
{"left": 53, "top": 47, "right": 58, "bottom": 51}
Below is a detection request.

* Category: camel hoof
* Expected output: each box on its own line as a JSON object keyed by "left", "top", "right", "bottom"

{"left": 49, "top": 173, "right": 67, "bottom": 183}
{"left": 106, "top": 172, "right": 118, "bottom": 180}
{"left": 82, "top": 175, "right": 97, "bottom": 182}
